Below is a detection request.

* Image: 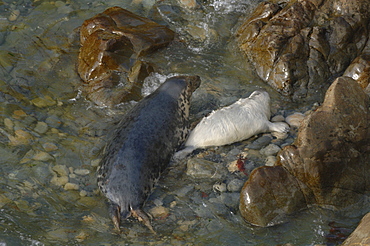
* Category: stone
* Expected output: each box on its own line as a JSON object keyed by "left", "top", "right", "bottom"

{"left": 4, "top": 118, "right": 14, "bottom": 130}
{"left": 343, "top": 53, "right": 370, "bottom": 90}
{"left": 52, "top": 165, "right": 69, "bottom": 177}
{"left": 239, "top": 166, "right": 308, "bottom": 227}
{"left": 342, "top": 212, "right": 370, "bottom": 245}
{"left": 32, "top": 151, "right": 54, "bottom": 162}
{"left": 285, "top": 113, "right": 305, "bottom": 128}
{"left": 31, "top": 96, "right": 56, "bottom": 108}
{"left": 42, "top": 142, "right": 58, "bottom": 152}
{"left": 186, "top": 158, "right": 227, "bottom": 179}
{"left": 74, "top": 169, "right": 90, "bottom": 176}
{"left": 64, "top": 183, "right": 80, "bottom": 190}
{"left": 278, "top": 77, "right": 370, "bottom": 208}
{"left": 227, "top": 179, "right": 244, "bottom": 192}
{"left": 78, "top": 7, "right": 175, "bottom": 107}
{"left": 50, "top": 176, "right": 69, "bottom": 187}
{"left": 213, "top": 182, "right": 227, "bottom": 193}
{"left": 237, "top": 0, "right": 370, "bottom": 101}
{"left": 8, "top": 129, "right": 33, "bottom": 146}
{"left": 8, "top": 9, "right": 20, "bottom": 22}
{"left": 149, "top": 206, "right": 169, "bottom": 218}
{"left": 34, "top": 121, "right": 48, "bottom": 134}
{"left": 260, "top": 144, "right": 281, "bottom": 156}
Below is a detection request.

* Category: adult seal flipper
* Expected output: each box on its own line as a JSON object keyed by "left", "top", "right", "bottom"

{"left": 97, "top": 75, "right": 201, "bottom": 233}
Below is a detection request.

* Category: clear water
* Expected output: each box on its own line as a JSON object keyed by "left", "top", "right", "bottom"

{"left": 0, "top": 0, "right": 367, "bottom": 245}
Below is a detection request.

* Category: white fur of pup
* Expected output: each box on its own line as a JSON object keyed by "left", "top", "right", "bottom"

{"left": 174, "top": 90, "right": 289, "bottom": 159}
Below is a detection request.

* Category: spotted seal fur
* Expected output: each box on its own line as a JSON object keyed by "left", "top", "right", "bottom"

{"left": 97, "top": 75, "right": 201, "bottom": 233}
{"left": 175, "top": 90, "right": 289, "bottom": 158}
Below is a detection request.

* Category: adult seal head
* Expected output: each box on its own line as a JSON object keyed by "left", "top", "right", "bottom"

{"left": 97, "top": 75, "right": 201, "bottom": 233}
{"left": 175, "top": 90, "right": 289, "bottom": 158}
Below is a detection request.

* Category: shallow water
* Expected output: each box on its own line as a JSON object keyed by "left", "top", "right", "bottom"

{"left": 0, "top": 0, "right": 367, "bottom": 245}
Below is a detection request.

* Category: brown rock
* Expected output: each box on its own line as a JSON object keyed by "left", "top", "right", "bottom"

{"left": 78, "top": 7, "right": 175, "bottom": 107}
{"left": 237, "top": 0, "right": 370, "bottom": 100}
{"left": 239, "top": 166, "right": 308, "bottom": 227}
{"left": 342, "top": 212, "right": 370, "bottom": 245}
{"left": 343, "top": 53, "right": 370, "bottom": 90}
{"left": 278, "top": 76, "right": 370, "bottom": 207}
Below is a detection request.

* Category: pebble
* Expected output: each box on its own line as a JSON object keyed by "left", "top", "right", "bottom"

{"left": 8, "top": 129, "right": 33, "bottom": 146}
{"left": 64, "top": 182, "right": 79, "bottom": 190}
{"left": 149, "top": 206, "right": 169, "bottom": 218}
{"left": 42, "top": 142, "right": 58, "bottom": 152}
{"left": 286, "top": 112, "right": 305, "bottom": 128}
{"left": 8, "top": 9, "right": 20, "bottom": 22}
{"left": 74, "top": 169, "right": 90, "bottom": 176}
{"left": 34, "top": 121, "right": 48, "bottom": 134}
{"left": 45, "top": 115, "right": 62, "bottom": 128}
{"left": 227, "top": 160, "right": 240, "bottom": 173}
{"left": 32, "top": 151, "right": 54, "bottom": 162}
{"left": 186, "top": 158, "right": 227, "bottom": 179}
{"left": 218, "top": 193, "right": 240, "bottom": 208}
{"left": 52, "top": 165, "right": 69, "bottom": 177}
{"left": 265, "top": 156, "right": 277, "bottom": 166}
{"left": 31, "top": 96, "right": 56, "bottom": 108}
{"left": 4, "top": 118, "right": 14, "bottom": 130}
{"left": 79, "top": 190, "right": 88, "bottom": 197}
{"left": 246, "top": 135, "right": 272, "bottom": 150}
{"left": 271, "top": 115, "right": 285, "bottom": 122}
{"left": 50, "top": 176, "right": 69, "bottom": 187}
{"left": 13, "top": 110, "right": 27, "bottom": 118}
{"left": 260, "top": 144, "right": 281, "bottom": 156}
{"left": 0, "top": 194, "right": 12, "bottom": 209}
{"left": 91, "top": 159, "right": 100, "bottom": 167}
{"left": 213, "top": 182, "right": 227, "bottom": 193}
{"left": 227, "top": 179, "right": 245, "bottom": 192}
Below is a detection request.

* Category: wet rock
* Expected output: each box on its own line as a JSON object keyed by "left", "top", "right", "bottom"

{"left": 78, "top": 7, "right": 175, "bottom": 107}
{"left": 213, "top": 181, "right": 227, "bottom": 193}
{"left": 64, "top": 182, "right": 80, "bottom": 190}
{"left": 50, "top": 176, "right": 69, "bottom": 187}
{"left": 259, "top": 144, "right": 281, "bottom": 156}
{"left": 31, "top": 96, "right": 56, "bottom": 108}
{"left": 265, "top": 156, "right": 276, "bottom": 166}
{"left": 186, "top": 158, "right": 227, "bottom": 179}
{"left": 343, "top": 53, "right": 370, "bottom": 91}
{"left": 42, "top": 142, "right": 58, "bottom": 152}
{"left": 8, "top": 9, "right": 20, "bottom": 22}
{"left": 149, "top": 205, "right": 169, "bottom": 218}
{"left": 74, "top": 169, "right": 90, "bottom": 176}
{"left": 239, "top": 166, "right": 308, "bottom": 227}
{"left": 278, "top": 77, "right": 370, "bottom": 208}
{"left": 34, "top": 121, "right": 48, "bottom": 134}
{"left": 246, "top": 135, "right": 272, "bottom": 150}
{"left": 227, "top": 179, "right": 244, "bottom": 192}
{"left": 285, "top": 112, "right": 305, "bottom": 128}
{"left": 52, "top": 165, "right": 69, "bottom": 177}
{"left": 342, "top": 212, "right": 370, "bottom": 245}
{"left": 8, "top": 129, "right": 33, "bottom": 146}
{"left": 237, "top": 0, "right": 370, "bottom": 101}
{"left": 32, "top": 151, "right": 54, "bottom": 162}
{"left": 4, "top": 118, "right": 14, "bottom": 130}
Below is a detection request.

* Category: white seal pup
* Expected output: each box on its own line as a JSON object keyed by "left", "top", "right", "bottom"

{"left": 174, "top": 90, "right": 289, "bottom": 158}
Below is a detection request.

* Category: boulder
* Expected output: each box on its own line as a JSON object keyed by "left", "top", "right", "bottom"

{"left": 78, "top": 7, "right": 175, "bottom": 107}
{"left": 342, "top": 212, "right": 370, "bottom": 245}
{"left": 239, "top": 76, "right": 370, "bottom": 226}
{"left": 236, "top": 0, "right": 370, "bottom": 101}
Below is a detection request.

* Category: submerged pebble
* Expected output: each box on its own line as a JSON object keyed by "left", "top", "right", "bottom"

{"left": 34, "top": 121, "right": 48, "bottom": 134}
{"left": 64, "top": 182, "right": 79, "bottom": 190}
{"left": 149, "top": 205, "right": 170, "bottom": 218}
{"left": 227, "top": 179, "right": 244, "bottom": 192}
{"left": 260, "top": 144, "right": 281, "bottom": 156}
{"left": 8, "top": 9, "right": 20, "bottom": 22}
{"left": 33, "top": 151, "right": 54, "bottom": 162}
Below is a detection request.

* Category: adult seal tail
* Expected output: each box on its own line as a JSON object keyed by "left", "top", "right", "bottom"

{"left": 97, "top": 75, "right": 201, "bottom": 233}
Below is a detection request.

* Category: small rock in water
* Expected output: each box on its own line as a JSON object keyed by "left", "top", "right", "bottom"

{"left": 64, "top": 182, "right": 79, "bottom": 190}
{"left": 260, "top": 144, "right": 281, "bottom": 156}
{"left": 50, "top": 176, "right": 69, "bottom": 187}
{"left": 285, "top": 112, "right": 305, "bottom": 128}
{"left": 74, "top": 169, "right": 90, "bottom": 176}
{"left": 265, "top": 156, "right": 277, "bottom": 166}
{"left": 4, "top": 118, "right": 14, "bottom": 130}
{"left": 42, "top": 142, "right": 58, "bottom": 152}
{"left": 186, "top": 158, "right": 227, "bottom": 179}
{"left": 52, "top": 165, "right": 69, "bottom": 177}
{"left": 149, "top": 206, "right": 169, "bottom": 218}
{"left": 8, "top": 129, "right": 33, "bottom": 146}
{"left": 79, "top": 190, "right": 88, "bottom": 197}
{"left": 227, "top": 179, "right": 245, "bottom": 192}
{"left": 90, "top": 159, "right": 100, "bottom": 167}
{"left": 246, "top": 135, "right": 272, "bottom": 150}
{"left": 31, "top": 96, "right": 56, "bottom": 108}
{"left": 8, "top": 9, "right": 20, "bottom": 21}
{"left": 34, "top": 121, "right": 48, "bottom": 134}
{"left": 33, "top": 151, "right": 54, "bottom": 162}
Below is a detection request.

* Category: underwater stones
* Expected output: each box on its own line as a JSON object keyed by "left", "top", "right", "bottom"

{"left": 342, "top": 212, "right": 370, "bottom": 245}
{"left": 239, "top": 166, "right": 307, "bottom": 227}
{"left": 236, "top": 0, "right": 370, "bottom": 101}
{"left": 78, "top": 7, "right": 175, "bottom": 107}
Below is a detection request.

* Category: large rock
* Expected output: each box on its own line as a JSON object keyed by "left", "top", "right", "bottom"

{"left": 343, "top": 53, "right": 370, "bottom": 93}
{"left": 239, "top": 76, "right": 370, "bottom": 226}
{"left": 236, "top": 0, "right": 370, "bottom": 101}
{"left": 239, "top": 166, "right": 309, "bottom": 227}
{"left": 342, "top": 212, "right": 370, "bottom": 245}
{"left": 78, "top": 7, "right": 175, "bottom": 107}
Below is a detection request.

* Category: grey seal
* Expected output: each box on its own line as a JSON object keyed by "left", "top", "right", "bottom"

{"left": 97, "top": 75, "right": 201, "bottom": 233}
